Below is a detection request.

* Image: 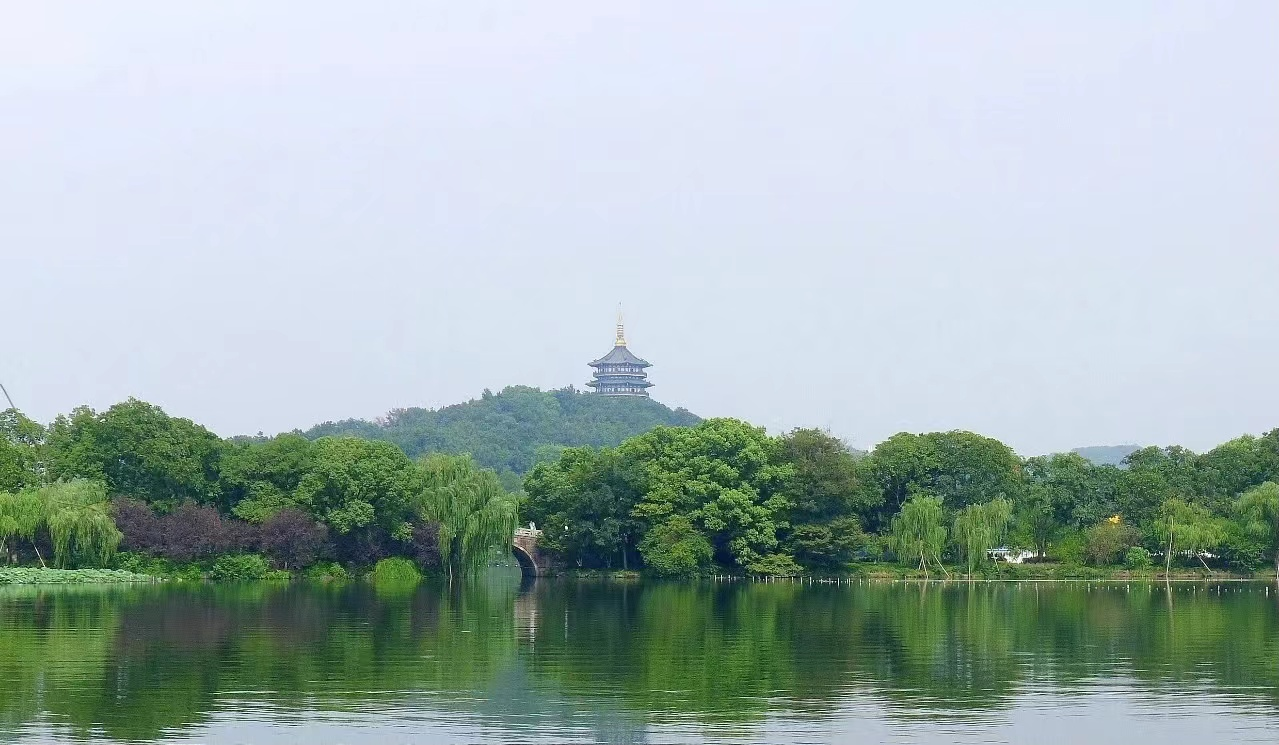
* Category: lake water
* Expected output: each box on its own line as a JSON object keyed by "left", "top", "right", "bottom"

{"left": 1, "top": 576, "right": 1276, "bottom": 744}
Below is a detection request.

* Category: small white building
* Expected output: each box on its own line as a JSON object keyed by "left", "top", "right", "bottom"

{"left": 987, "top": 547, "right": 1037, "bottom": 564}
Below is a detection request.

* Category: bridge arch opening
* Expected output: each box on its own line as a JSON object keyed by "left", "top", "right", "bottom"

{"left": 511, "top": 544, "right": 538, "bottom": 579}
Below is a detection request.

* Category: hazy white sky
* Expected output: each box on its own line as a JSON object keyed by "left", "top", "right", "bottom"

{"left": 2, "top": 2, "right": 1276, "bottom": 455}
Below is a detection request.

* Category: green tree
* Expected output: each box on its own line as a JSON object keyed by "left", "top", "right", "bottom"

{"left": 1197, "top": 436, "right": 1279, "bottom": 507}
{"left": 1237, "top": 481, "right": 1279, "bottom": 577}
{"left": 220, "top": 434, "right": 316, "bottom": 522}
{"left": 636, "top": 515, "right": 713, "bottom": 577}
{"left": 1124, "top": 546, "right": 1153, "bottom": 569}
{"left": 0, "top": 480, "right": 120, "bottom": 568}
{"left": 1021, "top": 453, "right": 1114, "bottom": 530}
{"left": 1009, "top": 454, "right": 1120, "bottom": 559}
{"left": 776, "top": 429, "right": 879, "bottom": 571}
{"left": 1154, "top": 498, "right": 1224, "bottom": 575}
{"left": 0, "top": 409, "right": 44, "bottom": 492}
{"left": 1116, "top": 446, "right": 1198, "bottom": 525}
{"left": 777, "top": 429, "right": 877, "bottom": 522}
{"left": 624, "top": 419, "right": 792, "bottom": 572}
{"left": 863, "top": 431, "right": 1022, "bottom": 529}
{"left": 416, "top": 453, "right": 518, "bottom": 581}
{"left": 0, "top": 489, "right": 46, "bottom": 566}
{"left": 304, "top": 385, "right": 700, "bottom": 477}
{"left": 890, "top": 495, "right": 948, "bottom": 575}
{"left": 44, "top": 399, "right": 224, "bottom": 510}
{"left": 522, "top": 446, "right": 643, "bottom": 569}
{"left": 293, "top": 438, "right": 421, "bottom": 536}
{"left": 952, "top": 498, "right": 1012, "bottom": 575}
{"left": 926, "top": 431, "right": 1024, "bottom": 509}
{"left": 1083, "top": 519, "right": 1140, "bottom": 566}
{"left": 860, "top": 432, "right": 938, "bottom": 528}
{"left": 1013, "top": 483, "right": 1060, "bottom": 559}
{"left": 783, "top": 518, "right": 868, "bottom": 573}
{"left": 39, "top": 480, "right": 122, "bottom": 567}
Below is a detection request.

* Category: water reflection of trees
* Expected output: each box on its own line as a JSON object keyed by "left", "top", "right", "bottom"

{"left": 521, "top": 581, "right": 1279, "bottom": 722}
{"left": 0, "top": 581, "right": 1276, "bottom": 742}
{"left": 0, "top": 580, "right": 522, "bottom": 741}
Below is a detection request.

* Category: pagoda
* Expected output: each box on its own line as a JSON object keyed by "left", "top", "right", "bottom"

{"left": 586, "top": 314, "right": 653, "bottom": 397}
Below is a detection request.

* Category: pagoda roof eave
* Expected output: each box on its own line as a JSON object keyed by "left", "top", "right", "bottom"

{"left": 585, "top": 380, "right": 653, "bottom": 388}
{"left": 588, "top": 345, "right": 651, "bottom": 366}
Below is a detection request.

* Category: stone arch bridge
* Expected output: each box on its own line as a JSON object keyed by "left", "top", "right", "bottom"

{"left": 512, "top": 526, "right": 552, "bottom": 578}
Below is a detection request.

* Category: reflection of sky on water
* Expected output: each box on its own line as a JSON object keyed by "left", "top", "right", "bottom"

{"left": 37, "top": 679, "right": 1273, "bottom": 745}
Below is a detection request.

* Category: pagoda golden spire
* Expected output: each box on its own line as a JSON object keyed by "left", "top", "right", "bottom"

{"left": 615, "top": 304, "right": 626, "bottom": 346}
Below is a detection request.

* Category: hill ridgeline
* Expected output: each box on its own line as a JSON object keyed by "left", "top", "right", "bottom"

{"left": 303, "top": 386, "right": 701, "bottom": 488}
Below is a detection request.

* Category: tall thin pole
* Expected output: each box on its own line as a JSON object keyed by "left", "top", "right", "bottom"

{"left": 0, "top": 383, "right": 13, "bottom": 410}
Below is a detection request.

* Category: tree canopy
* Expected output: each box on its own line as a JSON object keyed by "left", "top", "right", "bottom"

{"left": 44, "top": 399, "right": 224, "bottom": 511}
{"left": 302, "top": 386, "right": 700, "bottom": 489}
{"left": 4, "top": 395, "right": 1279, "bottom": 579}
{"left": 526, "top": 421, "right": 1279, "bottom": 576}
{"left": 1237, "top": 481, "right": 1279, "bottom": 575}
{"left": 416, "top": 453, "right": 518, "bottom": 581}
{"left": 1, "top": 399, "right": 524, "bottom": 578}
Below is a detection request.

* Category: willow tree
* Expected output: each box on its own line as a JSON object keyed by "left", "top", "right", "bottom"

{"left": 416, "top": 454, "right": 518, "bottom": 582}
{"left": 0, "top": 490, "right": 47, "bottom": 567}
{"left": 1154, "top": 498, "right": 1223, "bottom": 575}
{"left": 0, "top": 481, "right": 121, "bottom": 568}
{"left": 40, "top": 480, "right": 122, "bottom": 567}
{"left": 890, "top": 495, "right": 948, "bottom": 576}
{"left": 1237, "top": 481, "right": 1279, "bottom": 578}
{"left": 0, "top": 500, "right": 13, "bottom": 563}
{"left": 953, "top": 498, "right": 1012, "bottom": 575}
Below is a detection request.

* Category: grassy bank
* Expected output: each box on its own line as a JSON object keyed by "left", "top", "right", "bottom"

{"left": 0, "top": 568, "right": 160, "bottom": 585}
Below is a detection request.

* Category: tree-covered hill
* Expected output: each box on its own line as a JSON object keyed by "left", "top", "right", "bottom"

{"left": 1071, "top": 445, "right": 1142, "bottom": 467}
{"left": 302, "top": 386, "right": 701, "bottom": 487}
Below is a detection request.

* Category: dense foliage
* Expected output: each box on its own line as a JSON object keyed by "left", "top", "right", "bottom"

{"left": 370, "top": 556, "right": 423, "bottom": 585}
{"left": 113, "top": 500, "right": 328, "bottom": 570}
{"left": 1071, "top": 445, "right": 1141, "bottom": 467}
{"left": 303, "top": 386, "right": 700, "bottom": 489}
{"left": 0, "top": 399, "right": 518, "bottom": 579}
{"left": 0, "top": 481, "right": 121, "bottom": 568}
{"left": 209, "top": 554, "right": 275, "bottom": 582}
{"left": 0, "top": 410, "right": 44, "bottom": 493}
{"left": 526, "top": 423, "right": 867, "bottom": 576}
{"left": 5, "top": 393, "right": 1279, "bottom": 579}
{"left": 416, "top": 454, "right": 518, "bottom": 581}
{"left": 526, "top": 422, "right": 1279, "bottom": 577}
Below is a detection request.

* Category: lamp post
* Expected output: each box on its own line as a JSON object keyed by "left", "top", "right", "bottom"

{"left": 0, "top": 383, "right": 14, "bottom": 410}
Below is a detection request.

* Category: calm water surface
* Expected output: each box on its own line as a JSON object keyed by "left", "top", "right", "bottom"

{"left": 1, "top": 576, "right": 1276, "bottom": 744}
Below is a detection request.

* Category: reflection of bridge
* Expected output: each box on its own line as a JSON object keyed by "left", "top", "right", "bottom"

{"left": 512, "top": 526, "right": 551, "bottom": 578}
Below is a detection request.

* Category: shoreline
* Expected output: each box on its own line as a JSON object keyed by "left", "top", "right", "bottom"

{"left": 553, "top": 567, "right": 1278, "bottom": 583}
{"left": 3, "top": 565, "right": 1274, "bottom": 587}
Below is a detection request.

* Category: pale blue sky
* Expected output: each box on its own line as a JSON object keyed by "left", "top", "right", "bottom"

{"left": 2, "top": 2, "right": 1276, "bottom": 455}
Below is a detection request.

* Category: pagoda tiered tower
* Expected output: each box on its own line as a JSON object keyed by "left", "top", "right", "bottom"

{"left": 586, "top": 314, "right": 653, "bottom": 397}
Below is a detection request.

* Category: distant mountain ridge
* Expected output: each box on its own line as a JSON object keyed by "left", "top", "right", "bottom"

{"left": 1069, "top": 445, "right": 1142, "bottom": 467}
{"left": 303, "top": 385, "right": 700, "bottom": 488}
